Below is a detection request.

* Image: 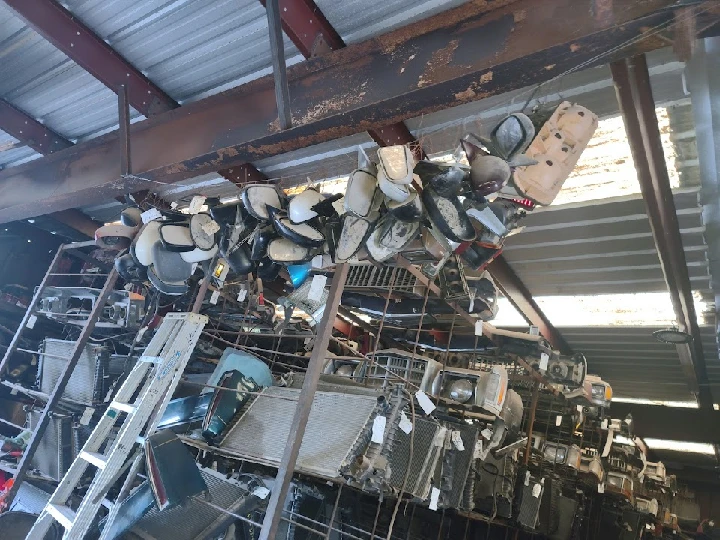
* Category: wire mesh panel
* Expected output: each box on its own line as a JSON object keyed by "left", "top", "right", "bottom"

{"left": 220, "top": 387, "right": 379, "bottom": 478}
{"left": 365, "top": 350, "right": 439, "bottom": 389}
{"left": 345, "top": 264, "right": 422, "bottom": 297}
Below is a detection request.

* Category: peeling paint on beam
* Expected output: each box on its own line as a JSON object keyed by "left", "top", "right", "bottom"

{"left": 0, "top": 0, "right": 706, "bottom": 222}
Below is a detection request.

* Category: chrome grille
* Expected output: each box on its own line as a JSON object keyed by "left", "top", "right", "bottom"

{"left": 220, "top": 387, "right": 379, "bottom": 478}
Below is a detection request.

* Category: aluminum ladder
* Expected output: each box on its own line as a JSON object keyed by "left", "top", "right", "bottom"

{"left": 25, "top": 312, "right": 208, "bottom": 540}
{"left": 0, "top": 241, "right": 118, "bottom": 507}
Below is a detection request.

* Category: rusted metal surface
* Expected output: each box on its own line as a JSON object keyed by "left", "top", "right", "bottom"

{"left": 488, "top": 256, "right": 572, "bottom": 354}
{"left": 0, "top": 0, "right": 707, "bottom": 222}
{"left": 259, "top": 263, "right": 349, "bottom": 540}
{"left": 0, "top": 98, "right": 72, "bottom": 154}
{"left": 259, "top": 0, "right": 344, "bottom": 58}
{"left": 219, "top": 163, "right": 270, "bottom": 186}
{"left": 611, "top": 55, "right": 712, "bottom": 409}
{"left": 48, "top": 209, "right": 101, "bottom": 237}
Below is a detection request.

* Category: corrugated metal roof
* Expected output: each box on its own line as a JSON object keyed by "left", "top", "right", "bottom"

{"left": 502, "top": 189, "right": 709, "bottom": 296}
{"left": 558, "top": 326, "right": 718, "bottom": 402}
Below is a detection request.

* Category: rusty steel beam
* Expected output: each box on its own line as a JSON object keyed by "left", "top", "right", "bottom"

{"left": 488, "top": 256, "right": 572, "bottom": 354}
{"left": 259, "top": 263, "right": 349, "bottom": 540}
{"left": 269, "top": 0, "right": 422, "bottom": 158}
{"left": 260, "top": 0, "right": 344, "bottom": 57}
{"left": 0, "top": 98, "right": 72, "bottom": 154}
{"left": 611, "top": 55, "right": 713, "bottom": 409}
{"left": 0, "top": 0, "right": 710, "bottom": 222}
{"left": 0, "top": 100, "right": 98, "bottom": 237}
{"left": 4, "top": 0, "right": 177, "bottom": 117}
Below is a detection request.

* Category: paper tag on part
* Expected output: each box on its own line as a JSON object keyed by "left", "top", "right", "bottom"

{"left": 555, "top": 415, "right": 562, "bottom": 426}
{"left": 539, "top": 352, "right": 549, "bottom": 371}
{"left": 188, "top": 195, "right": 206, "bottom": 214}
{"left": 307, "top": 274, "right": 327, "bottom": 302}
{"left": 311, "top": 254, "right": 324, "bottom": 268}
{"left": 26, "top": 314, "right": 37, "bottom": 329}
{"left": 475, "top": 320, "right": 484, "bottom": 336}
{"left": 524, "top": 471, "right": 530, "bottom": 486}
{"left": 237, "top": 289, "right": 248, "bottom": 302}
{"left": 433, "top": 426, "right": 448, "bottom": 447}
{"left": 415, "top": 390, "right": 436, "bottom": 415}
{"left": 371, "top": 415, "right": 386, "bottom": 444}
{"left": 201, "top": 219, "right": 221, "bottom": 236}
{"left": 529, "top": 325, "right": 539, "bottom": 336}
{"left": 80, "top": 407, "right": 95, "bottom": 426}
{"left": 10, "top": 387, "right": 18, "bottom": 395}
{"left": 190, "top": 262, "right": 199, "bottom": 275}
{"left": 399, "top": 411, "right": 413, "bottom": 434}
{"left": 598, "top": 483, "right": 605, "bottom": 494}
{"left": 601, "top": 419, "right": 608, "bottom": 429}
{"left": 253, "top": 486, "right": 271, "bottom": 500}
{"left": 170, "top": 201, "right": 178, "bottom": 209}
{"left": 136, "top": 326, "right": 148, "bottom": 341}
{"left": 577, "top": 404, "right": 583, "bottom": 412}
{"left": 429, "top": 487, "right": 441, "bottom": 511}
{"left": 532, "top": 483, "right": 542, "bottom": 498}
{"left": 141, "top": 207, "right": 162, "bottom": 224}
{"left": 210, "top": 290, "right": 220, "bottom": 305}
{"left": 473, "top": 440, "right": 484, "bottom": 459}
{"left": 451, "top": 430, "right": 465, "bottom": 451}
{"left": 481, "top": 428, "right": 493, "bottom": 440}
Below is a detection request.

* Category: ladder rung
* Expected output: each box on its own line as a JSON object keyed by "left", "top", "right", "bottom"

{"left": 0, "top": 462, "right": 17, "bottom": 475}
{"left": 16, "top": 348, "right": 71, "bottom": 361}
{"left": 79, "top": 451, "right": 108, "bottom": 470}
{"left": 109, "top": 401, "right": 136, "bottom": 414}
{"left": 0, "top": 416, "right": 24, "bottom": 430}
{"left": 0, "top": 380, "right": 49, "bottom": 400}
{"left": 47, "top": 503, "right": 76, "bottom": 529}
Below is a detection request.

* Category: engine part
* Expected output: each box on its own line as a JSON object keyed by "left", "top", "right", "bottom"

{"left": 37, "top": 287, "right": 145, "bottom": 329}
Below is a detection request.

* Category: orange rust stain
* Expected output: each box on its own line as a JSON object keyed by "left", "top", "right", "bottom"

{"left": 480, "top": 71, "right": 493, "bottom": 84}
{"left": 419, "top": 39, "right": 465, "bottom": 88}
{"left": 514, "top": 9, "right": 526, "bottom": 22}
{"left": 455, "top": 87, "right": 477, "bottom": 101}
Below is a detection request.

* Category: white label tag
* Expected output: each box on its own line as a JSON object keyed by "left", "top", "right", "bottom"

{"left": 451, "top": 430, "right": 465, "bottom": 451}
{"left": 539, "top": 352, "right": 549, "bottom": 371}
{"left": 433, "top": 426, "right": 447, "bottom": 447}
{"left": 429, "top": 487, "right": 441, "bottom": 511}
{"left": 237, "top": 289, "right": 248, "bottom": 302}
{"left": 475, "top": 320, "right": 484, "bottom": 336}
{"left": 601, "top": 419, "right": 608, "bottom": 429}
{"left": 307, "top": 274, "right": 327, "bottom": 302}
{"left": 190, "top": 262, "right": 198, "bottom": 275}
{"left": 141, "top": 207, "right": 162, "bottom": 224}
{"left": 136, "top": 326, "right": 148, "bottom": 341}
{"left": 529, "top": 325, "right": 539, "bottom": 336}
{"left": 473, "top": 440, "right": 483, "bottom": 459}
{"left": 10, "top": 388, "right": 18, "bottom": 395}
{"left": 415, "top": 390, "right": 436, "bottom": 415}
{"left": 524, "top": 471, "right": 530, "bottom": 486}
{"left": 399, "top": 411, "right": 413, "bottom": 434}
{"left": 188, "top": 195, "right": 206, "bottom": 214}
{"left": 253, "top": 486, "right": 271, "bottom": 500}
{"left": 201, "top": 219, "right": 220, "bottom": 236}
{"left": 577, "top": 404, "right": 583, "bottom": 412}
{"left": 371, "top": 415, "right": 386, "bottom": 444}
{"left": 80, "top": 407, "right": 95, "bottom": 426}
{"left": 311, "top": 254, "right": 324, "bottom": 268}
{"left": 481, "top": 428, "right": 493, "bottom": 440}
{"left": 532, "top": 483, "right": 542, "bottom": 498}
{"left": 210, "top": 290, "right": 220, "bottom": 305}
{"left": 26, "top": 314, "right": 37, "bottom": 329}
{"left": 598, "top": 483, "right": 605, "bottom": 494}
{"left": 556, "top": 415, "right": 562, "bottom": 426}
{"left": 170, "top": 201, "right": 178, "bottom": 209}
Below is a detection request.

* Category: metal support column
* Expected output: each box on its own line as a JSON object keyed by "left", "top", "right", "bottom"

{"left": 265, "top": 0, "right": 292, "bottom": 130}
{"left": 259, "top": 264, "right": 349, "bottom": 539}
